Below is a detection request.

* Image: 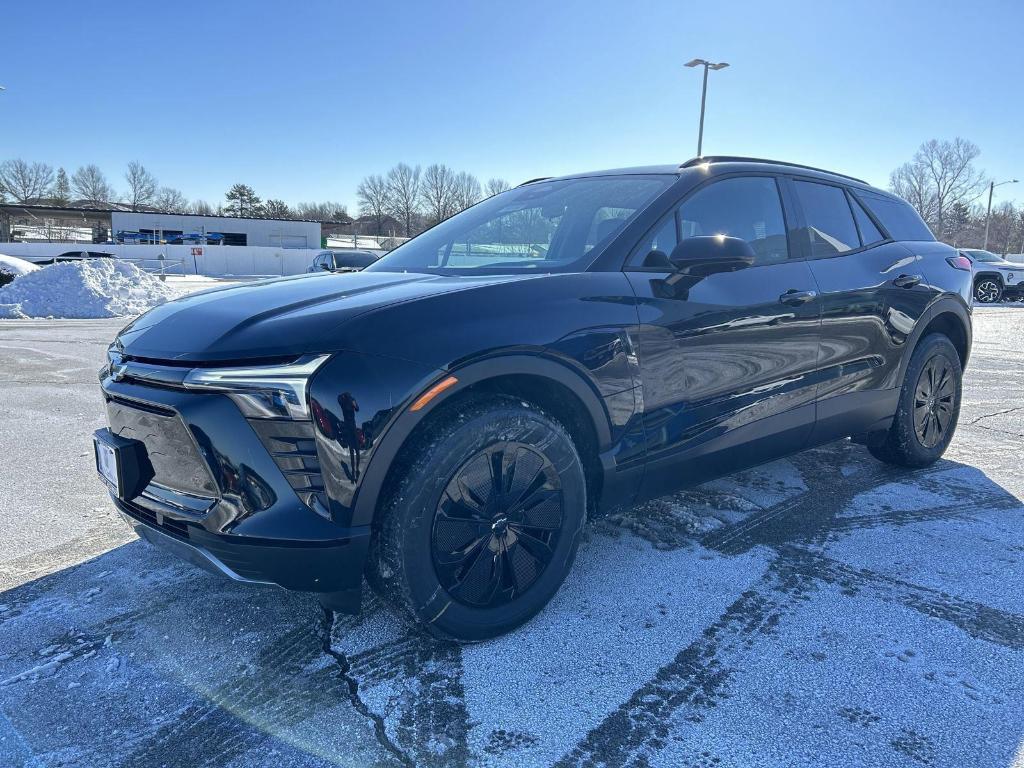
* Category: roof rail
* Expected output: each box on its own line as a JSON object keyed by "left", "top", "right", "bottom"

{"left": 517, "top": 176, "right": 552, "bottom": 186}
{"left": 680, "top": 156, "right": 867, "bottom": 185}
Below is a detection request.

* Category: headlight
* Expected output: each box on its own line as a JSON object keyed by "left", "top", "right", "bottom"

{"left": 183, "top": 354, "right": 330, "bottom": 420}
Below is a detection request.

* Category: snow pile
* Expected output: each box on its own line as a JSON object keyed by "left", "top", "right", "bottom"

{"left": 0, "top": 254, "right": 40, "bottom": 278}
{"left": 0, "top": 259, "right": 176, "bottom": 319}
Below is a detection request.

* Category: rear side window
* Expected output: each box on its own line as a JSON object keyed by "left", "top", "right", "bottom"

{"left": 850, "top": 195, "right": 884, "bottom": 245}
{"left": 854, "top": 189, "right": 935, "bottom": 241}
{"left": 793, "top": 180, "right": 860, "bottom": 257}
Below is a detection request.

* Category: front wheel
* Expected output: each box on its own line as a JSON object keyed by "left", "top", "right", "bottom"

{"left": 868, "top": 334, "right": 962, "bottom": 468}
{"left": 368, "top": 396, "right": 587, "bottom": 641}
{"left": 974, "top": 278, "right": 1002, "bottom": 303}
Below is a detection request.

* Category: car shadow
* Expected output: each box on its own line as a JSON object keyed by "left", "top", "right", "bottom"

{"left": 2, "top": 439, "right": 1023, "bottom": 768}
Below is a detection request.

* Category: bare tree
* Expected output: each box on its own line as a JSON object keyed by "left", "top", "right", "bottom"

{"left": 191, "top": 199, "right": 214, "bottom": 215}
{"left": 295, "top": 201, "right": 348, "bottom": 221}
{"left": 71, "top": 164, "right": 114, "bottom": 203}
{"left": 155, "top": 187, "right": 188, "bottom": 213}
{"left": 485, "top": 177, "right": 511, "bottom": 197}
{"left": 124, "top": 161, "right": 158, "bottom": 211}
{"left": 264, "top": 199, "right": 292, "bottom": 219}
{"left": 0, "top": 159, "right": 55, "bottom": 203}
{"left": 420, "top": 163, "right": 458, "bottom": 224}
{"left": 357, "top": 174, "right": 390, "bottom": 235}
{"left": 385, "top": 163, "right": 422, "bottom": 236}
{"left": 890, "top": 138, "right": 987, "bottom": 239}
{"left": 453, "top": 171, "right": 482, "bottom": 212}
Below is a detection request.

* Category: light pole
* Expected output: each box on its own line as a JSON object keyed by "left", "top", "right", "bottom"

{"left": 684, "top": 58, "right": 729, "bottom": 157}
{"left": 983, "top": 178, "right": 1018, "bottom": 250}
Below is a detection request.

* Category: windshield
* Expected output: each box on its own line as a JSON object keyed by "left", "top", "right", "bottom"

{"left": 965, "top": 249, "right": 1001, "bottom": 263}
{"left": 367, "top": 175, "right": 674, "bottom": 275}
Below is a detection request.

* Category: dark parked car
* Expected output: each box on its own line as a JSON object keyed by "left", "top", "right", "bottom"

{"left": 307, "top": 249, "right": 380, "bottom": 273}
{"left": 94, "top": 157, "right": 972, "bottom": 640}
{"left": 961, "top": 248, "right": 1024, "bottom": 303}
{"left": 24, "top": 250, "right": 115, "bottom": 266}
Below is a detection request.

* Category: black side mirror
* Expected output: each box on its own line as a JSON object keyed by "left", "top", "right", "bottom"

{"left": 669, "top": 236, "right": 756, "bottom": 275}
{"left": 320, "top": 262, "right": 332, "bottom": 271}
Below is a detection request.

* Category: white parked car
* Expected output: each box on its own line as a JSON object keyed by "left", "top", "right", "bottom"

{"left": 961, "top": 249, "right": 1024, "bottom": 303}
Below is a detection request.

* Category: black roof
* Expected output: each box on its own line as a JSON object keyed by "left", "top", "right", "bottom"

{"left": 535, "top": 156, "right": 877, "bottom": 190}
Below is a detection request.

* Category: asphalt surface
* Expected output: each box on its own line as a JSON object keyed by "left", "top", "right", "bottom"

{"left": 1, "top": 306, "right": 1023, "bottom": 767}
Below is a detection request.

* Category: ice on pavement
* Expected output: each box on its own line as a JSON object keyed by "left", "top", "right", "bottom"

{"left": 0, "top": 254, "right": 40, "bottom": 278}
{"left": 0, "top": 259, "right": 175, "bottom": 319}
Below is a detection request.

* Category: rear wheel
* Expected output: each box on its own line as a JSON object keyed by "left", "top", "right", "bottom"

{"left": 368, "top": 396, "right": 586, "bottom": 641}
{"left": 974, "top": 278, "right": 1002, "bottom": 303}
{"left": 868, "top": 334, "right": 962, "bottom": 468}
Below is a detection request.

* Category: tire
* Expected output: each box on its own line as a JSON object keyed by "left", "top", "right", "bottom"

{"left": 368, "top": 396, "right": 587, "bottom": 642}
{"left": 974, "top": 277, "right": 1002, "bottom": 303}
{"left": 868, "top": 334, "right": 962, "bottom": 468}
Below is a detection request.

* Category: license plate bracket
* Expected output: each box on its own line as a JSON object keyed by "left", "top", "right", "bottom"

{"left": 93, "top": 429, "right": 154, "bottom": 500}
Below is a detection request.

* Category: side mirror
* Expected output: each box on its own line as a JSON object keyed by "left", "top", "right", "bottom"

{"left": 669, "top": 236, "right": 756, "bottom": 275}
{"left": 319, "top": 262, "right": 332, "bottom": 271}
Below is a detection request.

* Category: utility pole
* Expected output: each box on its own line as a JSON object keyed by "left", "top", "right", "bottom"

{"left": 684, "top": 59, "right": 729, "bottom": 157}
{"left": 983, "top": 178, "right": 1018, "bottom": 250}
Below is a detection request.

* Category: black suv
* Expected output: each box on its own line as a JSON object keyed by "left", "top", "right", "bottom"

{"left": 95, "top": 157, "right": 972, "bottom": 640}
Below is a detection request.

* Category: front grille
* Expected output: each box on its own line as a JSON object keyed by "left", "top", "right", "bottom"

{"left": 106, "top": 395, "right": 218, "bottom": 497}
{"left": 119, "top": 497, "right": 190, "bottom": 538}
{"left": 247, "top": 419, "right": 327, "bottom": 510}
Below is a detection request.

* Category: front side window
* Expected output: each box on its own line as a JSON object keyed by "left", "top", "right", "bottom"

{"left": 793, "top": 180, "right": 860, "bottom": 257}
{"left": 630, "top": 176, "right": 790, "bottom": 267}
{"left": 368, "top": 175, "right": 674, "bottom": 275}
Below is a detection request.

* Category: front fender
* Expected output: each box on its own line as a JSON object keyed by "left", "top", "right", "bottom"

{"left": 339, "top": 350, "right": 620, "bottom": 529}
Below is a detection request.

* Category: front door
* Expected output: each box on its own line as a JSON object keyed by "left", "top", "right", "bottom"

{"left": 625, "top": 175, "right": 822, "bottom": 499}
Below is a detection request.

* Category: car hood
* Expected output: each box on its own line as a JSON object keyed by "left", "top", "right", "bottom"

{"left": 116, "top": 271, "right": 535, "bottom": 363}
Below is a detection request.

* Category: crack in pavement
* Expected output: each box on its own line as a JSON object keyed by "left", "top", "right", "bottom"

{"left": 319, "top": 607, "right": 415, "bottom": 768}
{"left": 965, "top": 406, "right": 1024, "bottom": 426}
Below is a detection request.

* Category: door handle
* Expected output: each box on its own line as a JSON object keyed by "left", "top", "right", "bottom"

{"left": 779, "top": 289, "right": 817, "bottom": 306}
{"left": 893, "top": 273, "right": 922, "bottom": 289}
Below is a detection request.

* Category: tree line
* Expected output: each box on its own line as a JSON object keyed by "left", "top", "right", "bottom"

{"left": 0, "top": 158, "right": 510, "bottom": 234}
{"left": 0, "top": 159, "right": 353, "bottom": 223}
{"left": 890, "top": 137, "right": 1023, "bottom": 253}
{"left": 357, "top": 163, "right": 510, "bottom": 236}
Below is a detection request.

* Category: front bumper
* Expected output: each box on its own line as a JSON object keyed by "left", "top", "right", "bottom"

{"left": 99, "top": 366, "right": 371, "bottom": 609}
{"left": 117, "top": 500, "right": 369, "bottom": 600}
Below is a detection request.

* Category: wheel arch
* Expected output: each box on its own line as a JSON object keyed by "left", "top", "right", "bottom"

{"left": 349, "top": 353, "right": 613, "bottom": 528}
{"left": 899, "top": 298, "right": 972, "bottom": 381}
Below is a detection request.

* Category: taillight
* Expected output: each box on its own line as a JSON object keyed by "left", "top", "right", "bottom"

{"left": 946, "top": 255, "right": 972, "bottom": 271}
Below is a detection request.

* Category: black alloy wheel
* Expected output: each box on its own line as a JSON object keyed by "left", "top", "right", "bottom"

{"left": 912, "top": 356, "right": 956, "bottom": 449}
{"left": 366, "top": 395, "right": 586, "bottom": 641}
{"left": 431, "top": 442, "right": 564, "bottom": 608}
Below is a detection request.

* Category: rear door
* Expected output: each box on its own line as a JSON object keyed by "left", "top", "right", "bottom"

{"left": 787, "top": 177, "right": 938, "bottom": 442}
{"left": 625, "top": 174, "right": 822, "bottom": 498}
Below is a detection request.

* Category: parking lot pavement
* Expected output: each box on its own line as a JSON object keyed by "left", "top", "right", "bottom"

{"left": 1, "top": 307, "right": 1023, "bottom": 768}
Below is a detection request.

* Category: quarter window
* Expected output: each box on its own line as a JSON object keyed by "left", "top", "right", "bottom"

{"left": 793, "top": 180, "right": 861, "bottom": 257}
{"left": 850, "top": 194, "right": 884, "bottom": 246}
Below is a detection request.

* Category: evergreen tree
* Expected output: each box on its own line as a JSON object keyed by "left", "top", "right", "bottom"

{"left": 52, "top": 167, "right": 71, "bottom": 205}
{"left": 224, "top": 184, "right": 264, "bottom": 217}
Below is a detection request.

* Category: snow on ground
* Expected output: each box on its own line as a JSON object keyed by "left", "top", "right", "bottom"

{"left": 0, "top": 255, "right": 39, "bottom": 278}
{"left": 0, "top": 259, "right": 176, "bottom": 319}
{"left": 0, "top": 306, "right": 1022, "bottom": 767}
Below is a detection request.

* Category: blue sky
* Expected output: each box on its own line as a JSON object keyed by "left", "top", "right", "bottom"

{"left": 2, "top": 0, "right": 1022, "bottom": 212}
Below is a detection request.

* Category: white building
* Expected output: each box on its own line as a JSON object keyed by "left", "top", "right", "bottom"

{"left": 110, "top": 211, "right": 321, "bottom": 248}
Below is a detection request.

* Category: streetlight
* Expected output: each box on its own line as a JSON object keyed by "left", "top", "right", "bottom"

{"left": 684, "top": 58, "right": 729, "bottom": 157}
{"left": 983, "top": 178, "right": 1018, "bottom": 250}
